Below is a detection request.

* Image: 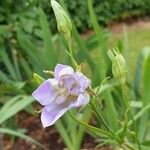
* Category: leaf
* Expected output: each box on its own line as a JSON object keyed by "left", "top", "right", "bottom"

{"left": 55, "top": 120, "right": 74, "bottom": 150}
{"left": 134, "top": 47, "right": 150, "bottom": 97}
{"left": 0, "top": 96, "right": 34, "bottom": 124}
{"left": 141, "top": 140, "right": 150, "bottom": 147}
{"left": 19, "top": 57, "right": 32, "bottom": 78}
{"left": 95, "top": 79, "right": 119, "bottom": 94}
{"left": 17, "top": 29, "right": 42, "bottom": 73}
{"left": 0, "top": 47, "right": 17, "bottom": 80}
{"left": 87, "top": 0, "right": 107, "bottom": 62}
{"left": 0, "top": 70, "right": 11, "bottom": 83}
{"left": 39, "top": 8, "right": 56, "bottom": 68}
{"left": 68, "top": 112, "right": 114, "bottom": 139}
{"left": 138, "top": 50, "right": 150, "bottom": 141}
{"left": 117, "top": 103, "right": 150, "bottom": 135}
{"left": 0, "top": 96, "right": 22, "bottom": 116}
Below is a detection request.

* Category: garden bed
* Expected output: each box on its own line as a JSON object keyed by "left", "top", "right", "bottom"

{"left": 3, "top": 111, "right": 112, "bottom": 150}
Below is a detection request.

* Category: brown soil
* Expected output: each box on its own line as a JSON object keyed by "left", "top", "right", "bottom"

{"left": 81, "top": 17, "right": 150, "bottom": 38}
{"left": 2, "top": 111, "right": 111, "bottom": 150}
{"left": 109, "top": 17, "right": 150, "bottom": 34}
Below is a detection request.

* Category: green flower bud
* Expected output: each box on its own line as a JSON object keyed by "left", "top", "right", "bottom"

{"left": 107, "top": 49, "right": 127, "bottom": 84}
{"left": 33, "top": 73, "right": 45, "bottom": 85}
{"left": 51, "top": 0, "right": 72, "bottom": 37}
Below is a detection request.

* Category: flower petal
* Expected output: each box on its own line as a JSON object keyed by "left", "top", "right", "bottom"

{"left": 41, "top": 92, "right": 90, "bottom": 127}
{"left": 71, "top": 92, "right": 90, "bottom": 107}
{"left": 58, "top": 74, "right": 76, "bottom": 89}
{"left": 32, "top": 79, "right": 57, "bottom": 105}
{"left": 41, "top": 99, "right": 70, "bottom": 127}
{"left": 74, "top": 72, "right": 91, "bottom": 92}
{"left": 75, "top": 72, "right": 91, "bottom": 89}
{"left": 54, "top": 64, "right": 74, "bottom": 80}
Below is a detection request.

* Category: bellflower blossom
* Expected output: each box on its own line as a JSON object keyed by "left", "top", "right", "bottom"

{"left": 32, "top": 64, "right": 91, "bottom": 127}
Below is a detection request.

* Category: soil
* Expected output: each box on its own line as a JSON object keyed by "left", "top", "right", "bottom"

{"left": 2, "top": 111, "right": 111, "bottom": 150}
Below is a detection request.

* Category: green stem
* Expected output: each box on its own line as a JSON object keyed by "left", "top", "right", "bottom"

{"left": 124, "top": 143, "right": 136, "bottom": 150}
{"left": 89, "top": 99, "right": 113, "bottom": 133}
{"left": 65, "top": 34, "right": 78, "bottom": 69}
{"left": 68, "top": 111, "right": 122, "bottom": 143}
{"left": 117, "top": 102, "right": 150, "bottom": 134}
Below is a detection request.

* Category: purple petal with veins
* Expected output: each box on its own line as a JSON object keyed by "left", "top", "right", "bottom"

{"left": 32, "top": 64, "right": 91, "bottom": 127}
{"left": 54, "top": 64, "right": 74, "bottom": 80}
{"left": 32, "top": 79, "right": 57, "bottom": 105}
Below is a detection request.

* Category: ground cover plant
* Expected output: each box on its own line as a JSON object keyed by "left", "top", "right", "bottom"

{"left": 0, "top": 0, "right": 150, "bottom": 149}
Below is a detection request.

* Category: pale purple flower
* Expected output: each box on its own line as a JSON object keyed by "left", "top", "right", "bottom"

{"left": 32, "top": 64, "right": 91, "bottom": 127}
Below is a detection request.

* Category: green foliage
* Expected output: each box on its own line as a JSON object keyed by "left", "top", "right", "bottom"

{"left": 0, "top": 96, "right": 34, "bottom": 124}
{"left": 0, "top": 0, "right": 150, "bottom": 149}
{"left": 0, "top": 0, "right": 150, "bottom": 33}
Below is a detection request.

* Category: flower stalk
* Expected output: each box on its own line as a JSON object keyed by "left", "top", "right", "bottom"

{"left": 51, "top": 0, "right": 78, "bottom": 69}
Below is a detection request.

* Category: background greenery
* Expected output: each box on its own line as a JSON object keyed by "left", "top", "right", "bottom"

{"left": 0, "top": 0, "right": 150, "bottom": 149}
{"left": 0, "top": 0, "right": 150, "bottom": 32}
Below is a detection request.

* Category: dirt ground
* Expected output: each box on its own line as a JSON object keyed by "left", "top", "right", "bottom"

{"left": 3, "top": 112, "right": 112, "bottom": 150}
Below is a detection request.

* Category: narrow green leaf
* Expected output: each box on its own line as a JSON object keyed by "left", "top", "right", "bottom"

{"left": 39, "top": 8, "right": 56, "bottom": 68}
{"left": 17, "top": 29, "right": 42, "bottom": 73}
{"left": 11, "top": 49, "right": 22, "bottom": 81}
{"left": 87, "top": 0, "right": 107, "bottom": 60}
{"left": 55, "top": 120, "right": 74, "bottom": 150}
{"left": 117, "top": 103, "right": 150, "bottom": 135}
{"left": 0, "top": 96, "right": 34, "bottom": 124}
{"left": 20, "top": 57, "right": 32, "bottom": 78}
{"left": 0, "top": 95, "right": 22, "bottom": 116}
{"left": 0, "top": 47, "right": 17, "bottom": 80}
{"left": 0, "top": 70, "right": 11, "bottom": 83}
{"left": 139, "top": 52, "right": 150, "bottom": 141}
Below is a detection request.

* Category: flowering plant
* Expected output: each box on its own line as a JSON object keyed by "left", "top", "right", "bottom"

{"left": 33, "top": 64, "right": 90, "bottom": 127}
{"left": 31, "top": 1, "right": 149, "bottom": 150}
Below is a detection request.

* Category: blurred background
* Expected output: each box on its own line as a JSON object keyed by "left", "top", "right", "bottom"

{"left": 0, "top": 0, "right": 150, "bottom": 149}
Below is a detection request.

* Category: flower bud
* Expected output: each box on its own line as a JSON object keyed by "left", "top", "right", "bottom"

{"left": 107, "top": 49, "right": 127, "bottom": 84}
{"left": 51, "top": 0, "right": 72, "bottom": 37}
{"left": 33, "top": 73, "right": 45, "bottom": 85}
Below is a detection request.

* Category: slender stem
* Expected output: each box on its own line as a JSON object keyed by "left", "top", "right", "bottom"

{"left": 68, "top": 111, "right": 122, "bottom": 143}
{"left": 116, "top": 103, "right": 150, "bottom": 134}
{"left": 124, "top": 143, "right": 136, "bottom": 150}
{"left": 90, "top": 99, "right": 112, "bottom": 133}
{"left": 89, "top": 97, "right": 123, "bottom": 145}
{"left": 65, "top": 34, "right": 78, "bottom": 69}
